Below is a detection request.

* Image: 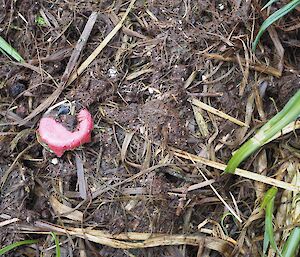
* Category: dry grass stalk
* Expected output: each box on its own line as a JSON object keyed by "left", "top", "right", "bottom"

{"left": 121, "top": 131, "right": 135, "bottom": 161}
{"left": 254, "top": 83, "right": 266, "bottom": 121}
{"left": 61, "top": 11, "right": 98, "bottom": 81}
{"left": 11, "top": 61, "right": 64, "bottom": 125}
{"left": 192, "top": 105, "right": 209, "bottom": 137}
{"left": 189, "top": 158, "right": 242, "bottom": 223}
{"left": 0, "top": 218, "right": 19, "bottom": 227}
{"left": 91, "top": 163, "right": 172, "bottom": 199}
{"left": 49, "top": 196, "right": 83, "bottom": 221}
{"left": 126, "top": 68, "right": 154, "bottom": 80}
{"left": 170, "top": 179, "right": 215, "bottom": 193}
{"left": 67, "top": 0, "right": 137, "bottom": 85}
{"left": 18, "top": 221, "right": 237, "bottom": 257}
{"left": 191, "top": 98, "right": 248, "bottom": 127}
{"left": 203, "top": 66, "right": 235, "bottom": 85}
{"left": 184, "top": 70, "right": 198, "bottom": 89}
{"left": 253, "top": 150, "right": 268, "bottom": 200}
{"left": 18, "top": 85, "right": 63, "bottom": 126}
{"left": 204, "top": 53, "right": 282, "bottom": 77}
{"left": 276, "top": 161, "right": 300, "bottom": 251}
{"left": 75, "top": 154, "right": 88, "bottom": 200}
{"left": 267, "top": 120, "right": 300, "bottom": 144}
{"left": 171, "top": 148, "right": 300, "bottom": 192}
{"left": 236, "top": 39, "right": 250, "bottom": 95}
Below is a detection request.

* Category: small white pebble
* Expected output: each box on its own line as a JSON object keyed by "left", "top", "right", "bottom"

{"left": 51, "top": 158, "right": 59, "bottom": 165}
{"left": 108, "top": 67, "right": 117, "bottom": 78}
{"left": 218, "top": 3, "right": 225, "bottom": 11}
{"left": 139, "top": 126, "right": 145, "bottom": 134}
{"left": 148, "top": 87, "right": 154, "bottom": 94}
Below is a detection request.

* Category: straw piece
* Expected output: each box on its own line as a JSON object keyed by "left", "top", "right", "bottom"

{"left": 126, "top": 68, "right": 154, "bottom": 80}
{"left": 49, "top": 196, "right": 83, "bottom": 221}
{"left": 267, "top": 121, "right": 300, "bottom": 143}
{"left": 171, "top": 148, "right": 300, "bottom": 192}
{"left": 204, "top": 53, "right": 281, "bottom": 77}
{"left": 191, "top": 98, "right": 248, "bottom": 127}
{"left": 20, "top": 221, "right": 236, "bottom": 257}
{"left": 0, "top": 218, "right": 19, "bottom": 227}
{"left": 192, "top": 105, "right": 209, "bottom": 137}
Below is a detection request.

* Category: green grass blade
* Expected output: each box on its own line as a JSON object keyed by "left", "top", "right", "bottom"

{"left": 254, "top": 90, "right": 300, "bottom": 144}
{"left": 264, "top": 187, "right": 282, "bottom": 256}
{"left": 0, "top": 239, "right": 38, "bottom": 255}
{"left": 0, "top": 36, "right": 24, "bottom": 62}
{"left": 262, "top": 0, "right": 279, "bottom": 10}
{"left": 252, "top": 0, "right": 300, "bottom": 51}
{"left": 225, "top": 138, "right": 261, "bottom": 173}
{"left": 220, "top": 212, "right": 233, "bottom": 236}
{"left": 262, "top": 187, "right": 278, "bottom": 255}
{"left": 50, "top": 232, "right": 61, "bottom": 257}
{"left": 263, "top": 226, "right": 270, "bottom": 256}
{"left": 281, "top": 227, "right": 300, "bottom": 257}
{"left": 261, "top": 187, "right": 278, "bottom": 210}
{"left": 225, "top": 90, "right": 300, "bottom": 173}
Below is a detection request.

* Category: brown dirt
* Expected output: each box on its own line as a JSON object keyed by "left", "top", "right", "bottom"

{"left": 0, "top": 0, "right": 299, "bottom": 256}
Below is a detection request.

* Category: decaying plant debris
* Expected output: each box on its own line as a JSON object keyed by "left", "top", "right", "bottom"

{"left": 0, "top": 1, "right": 299, "bottom": 256}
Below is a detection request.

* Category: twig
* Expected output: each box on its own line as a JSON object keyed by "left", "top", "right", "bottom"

{"left": 75, "top": 154, "right": 88, "bottom": 200}
{"left": 62, "top": 12, "right": 98, "bottom": 81}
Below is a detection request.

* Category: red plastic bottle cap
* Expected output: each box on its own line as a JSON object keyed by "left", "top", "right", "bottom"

{"left": 37, "top": 109, "right": 93, "bottom": 157}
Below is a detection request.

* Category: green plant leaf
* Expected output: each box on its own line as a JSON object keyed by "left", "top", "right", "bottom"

{"left": 263, "top": 187, "right": 282, "bottom": 256}
{"left": 0, "top": 239, "right": 38, "bottom": 255}
{"left": 263, "top": 226, "right": 270, "bottom": 256}
{"left": 261, "top": 187, "right": 278, "bottom": 210}
{"left": 281, "top": 227, "right": 300, "bottom": 257}
{"left": 220, "top": 212, "right": 233, "bottom": 236}
{"left": 35, "top": 16, "right": 47, "bottom": 26}
{"left": 252, "top": 0, "right": 300, "bottom": 51}
{"left": 0, "top": 36, "right": 24, "bottom": 62}
{"left": 225, "top": 90, "right": 300, "bottom": 173}
{"left": 50, "top": 232, "right": 61, "bottom": 257}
